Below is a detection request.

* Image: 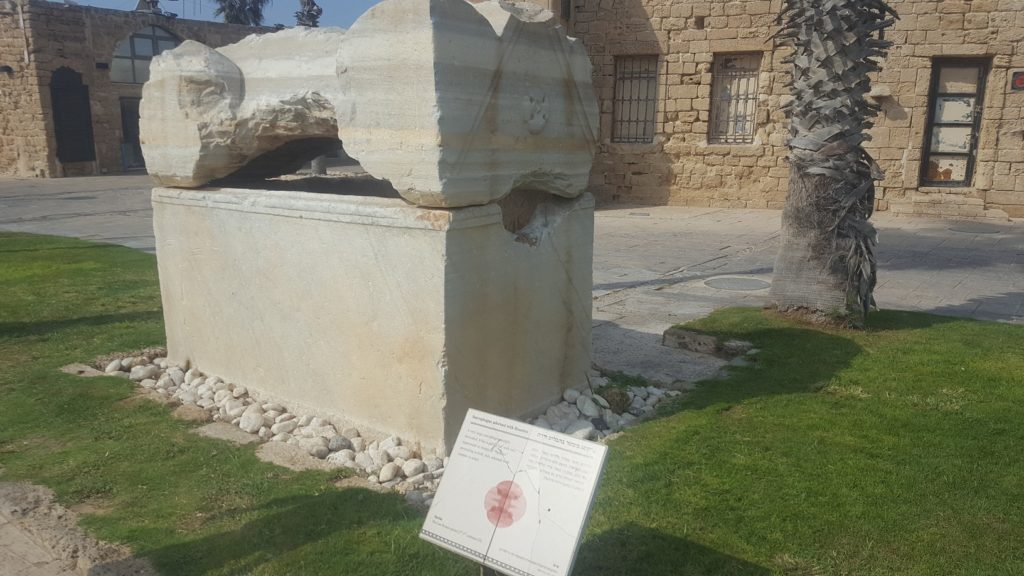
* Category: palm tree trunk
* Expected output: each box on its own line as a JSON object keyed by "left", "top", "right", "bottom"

{"left": 772, "top": 169, "right": 849, "bottom": 315}
{"left": 769, "top": 0, "right": 897, "bottom": 326}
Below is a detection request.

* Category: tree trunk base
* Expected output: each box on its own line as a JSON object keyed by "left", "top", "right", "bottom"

{"left": 769, "top": 168, "right": 849, "bottom": 318}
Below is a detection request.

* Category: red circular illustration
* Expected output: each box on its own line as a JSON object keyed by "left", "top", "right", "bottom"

{"left": 1014, "top": 73, "right": 1024, "bottom": 91}
{"left": 484, "top": 480, "right": 527, "bottom": 528}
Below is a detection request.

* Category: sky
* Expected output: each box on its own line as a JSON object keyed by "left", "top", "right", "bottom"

{"left": 78, "top": 0, "right": 382, "bottom": 29}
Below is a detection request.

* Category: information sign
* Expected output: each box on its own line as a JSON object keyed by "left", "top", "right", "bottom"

{"left": 420, "top": 409, "right": 608, "bottom": 576}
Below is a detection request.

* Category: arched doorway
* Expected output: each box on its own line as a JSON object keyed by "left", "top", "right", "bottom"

{"left": 50, "top": 67, "right": 96, "bottom": 164}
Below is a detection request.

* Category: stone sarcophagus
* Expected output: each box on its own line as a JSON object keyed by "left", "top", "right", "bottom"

{"left": 141, "top": 0, "right": 598, "bottom": 454}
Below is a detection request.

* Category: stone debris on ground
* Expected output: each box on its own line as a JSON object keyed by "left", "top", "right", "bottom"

{"left": 90, "top": 349, "right": 691, "bottom": 506}
{"left": 0, "top": 481, "right": 157, "bottom": 576}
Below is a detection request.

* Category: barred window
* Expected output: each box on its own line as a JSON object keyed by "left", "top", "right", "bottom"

{"left": 613, "top": 55, "right": 659, "bottom": 144}
{"left": 709, "top": 53, "right": 761, "bottom": 144}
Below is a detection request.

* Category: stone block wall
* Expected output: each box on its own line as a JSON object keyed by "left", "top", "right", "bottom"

{"left": 571, "top": 0, "right": 1024, "bottom": 218}
{"left": 0, "top": 0, "right": 48, "bottom": 177}
{"left": 0, "top": 0, "right": 266, "bottom": 177}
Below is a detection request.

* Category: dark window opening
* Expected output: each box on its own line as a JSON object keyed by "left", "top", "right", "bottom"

{"left": 50, "top": 67, "right": 96, "bottom": 164}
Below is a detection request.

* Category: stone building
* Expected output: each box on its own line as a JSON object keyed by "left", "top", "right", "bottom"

{"left": 569, "top": 0, "right": 1024, "bottom": 218}
{"left": 0, "top": 0, "right": 265, "bottom": 178}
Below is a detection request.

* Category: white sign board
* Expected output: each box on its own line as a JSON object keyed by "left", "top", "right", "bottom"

{"left": 421, "top": 409, "right": 608, "bottom": 576}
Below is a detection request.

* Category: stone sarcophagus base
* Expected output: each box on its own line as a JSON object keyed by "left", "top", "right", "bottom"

{"left": 153, "top": 185, "right": 593, "bottom": 455}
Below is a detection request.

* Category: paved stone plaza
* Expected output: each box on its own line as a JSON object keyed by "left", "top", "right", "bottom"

{"left": 1, "top": 174, "right": 1020, "bottom": 329}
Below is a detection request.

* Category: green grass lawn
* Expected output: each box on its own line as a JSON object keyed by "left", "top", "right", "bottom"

{"left": 1, "top": 231, "right": 1022, "bottom": 576}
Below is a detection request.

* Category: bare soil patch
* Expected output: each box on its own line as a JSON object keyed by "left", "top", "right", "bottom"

{"left": 0, "top": 481, "right": 156, "bottom": 576}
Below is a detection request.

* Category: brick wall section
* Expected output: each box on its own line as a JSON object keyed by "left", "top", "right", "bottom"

{"left": 0, "top": 0, "right": 267, "bottom": 177}
{"left": 571, "top": 0, "right": 1024, "bottom": 218}
{"left": 0, "top": 0, "right": 48, "bottom": 177}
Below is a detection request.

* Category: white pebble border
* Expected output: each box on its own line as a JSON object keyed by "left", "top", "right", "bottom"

{"left": 99, "top": 351, "right": 681, "bottom": 506}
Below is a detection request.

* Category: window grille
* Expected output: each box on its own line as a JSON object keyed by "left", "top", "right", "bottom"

{"left": 709, "top": 53, "right": 761, "bottom": 144}
{"left": 612, "top": 55, "right": 659, "bottom": 144}
{"left": 111, "top": 26, "right": 180, "bottom": 84}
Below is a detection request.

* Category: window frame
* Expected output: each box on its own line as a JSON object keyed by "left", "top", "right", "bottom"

{"left": 111, "top": 26, "right": 180, "bottom": 84}
{"left": 919, "top": 58, "right": 990, "bottom": 188}
{"left": 708, "top": 52, "right": 762, "bottom": 145}
{"left": 611, "top": 54, "right": 660, "bottom": 145}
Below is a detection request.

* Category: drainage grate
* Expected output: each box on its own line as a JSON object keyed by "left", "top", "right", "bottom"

{"left": 704, "top": 277, "right": 771, "bottom": 291}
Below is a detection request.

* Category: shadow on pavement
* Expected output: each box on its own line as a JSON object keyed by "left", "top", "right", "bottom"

{"left": 929, "top": 292, "right": 1024, "bottom": 323}
{"left": 876, "top": 229, "right": 1022, "bottom": 272}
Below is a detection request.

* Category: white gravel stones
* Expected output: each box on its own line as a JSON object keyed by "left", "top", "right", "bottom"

{"left": 387, "top": 445, "right": 413, "bottom": 460}
{"left": 297, "top": 436, "right": 329, "bottom": 459}
{"left": 99, "top": 350, "right": 673, "bottom": 507}
{"left": 576, "top": 395, "right": 601, "bottom": 418}
{"left": 327, "top": 449, "right": 356, "bottom": 465}
{"left": 271, "top": 420, "right": 298, "bottom": 435}
{"left": 354, "top": 452, "right": 376, "bottom": 473}
{"left": 329, "top": 435, "right": 352, "bottom": 452}
{"left": 129, "top": 365, "right": 160, "bottom": 381}
{"left": 564, "top": 419, "right": 595, "bottom": 440}
{"left": 223, "top": 399, "right": 246, "bottom": 419}
{"left": 184, "top": 368, "right": 201, "bottom": 384}
{"left": 168, "top": 367, "right": 185, "bottom": 386}
{"left": 402, "top": 459, "right": 426, "bottom": 478}
{"left": 238, "top": 405, "right": 264, "bottom": 434}
{"left": 379, "top": 462, "right": 400, "bottom": 483}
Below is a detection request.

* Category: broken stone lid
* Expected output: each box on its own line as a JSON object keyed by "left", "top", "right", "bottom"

{"left": 139, "top": 0, "right": 599, "bottom": 209}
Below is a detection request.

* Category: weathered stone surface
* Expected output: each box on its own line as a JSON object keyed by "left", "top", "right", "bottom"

{"left": 140, "top": 28, "right": 342, "bottom": 188}
{"left": 662, "top": 327, "right": 719, "bottom": 355}
{"left": 192, "top": 422, "right": 260, "bottom": 445}
{"left": 154, "top": 186, "right": 594, "bottom": 454}
{"left": 172, "top": 403, "right": 213, "bottom": 423}
{"left": 61, "top": 363, "right": 105, "bottom": 378}
{"left": 256, "top": 442, "right": 339, "bottom": 471}
{"left": 238, "top": 404, "right": 264, "bottom": 434}
{"left": 335, "top": 0, "right": 598, "bottom": 207}
{"left": 140, "top": 0, "right": 598, "bottom": 209}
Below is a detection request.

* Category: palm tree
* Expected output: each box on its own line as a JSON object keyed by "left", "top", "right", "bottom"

{"left": 295, "top": 0, "right": 322, "bottom": 28}
{"left": 769, "top": 0, "right": 897, "bottom": 326}
{"left": 214, "top": 0, "right": 272, "bottom": 26}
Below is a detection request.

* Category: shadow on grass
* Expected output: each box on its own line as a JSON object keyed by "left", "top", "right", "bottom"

{"left": 0, "top": 311, "right": 163, "bottom": 339}
{"left": 89, "top": 489, "right": 417, "bottom": 576}
{"left": 576, "top": 523, "right": 769, "bottom": 576}
{"left": 644, "top": 308, "right": 967, "bottom": 413}
{"left": 0, "top": 243, "right": 123, "bottom": 254}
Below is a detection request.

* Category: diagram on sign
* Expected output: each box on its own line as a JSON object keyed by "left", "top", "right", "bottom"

{"left": 421, "top": 409, "right": 607, "bottom": 576}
